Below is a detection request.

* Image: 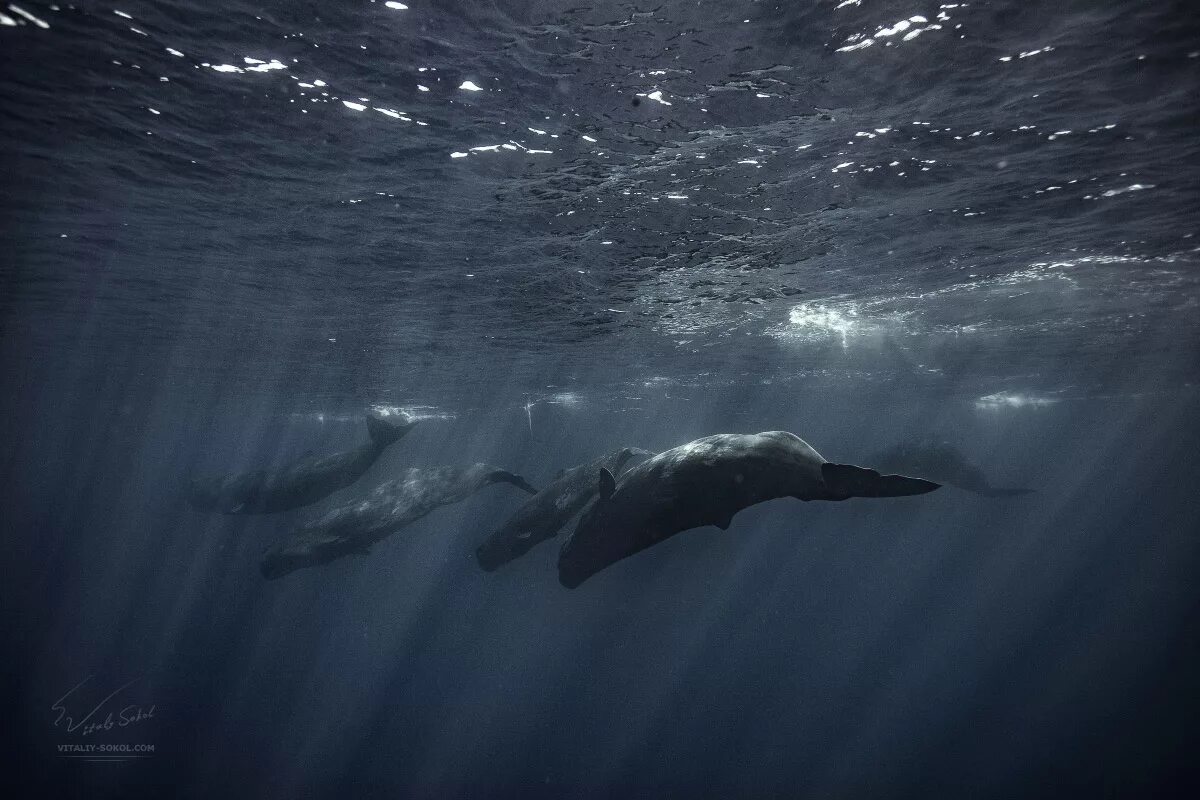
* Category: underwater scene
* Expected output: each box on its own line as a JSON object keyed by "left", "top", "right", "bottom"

{"left": 2, "top": 1, "right": 1199, "bottom": 797}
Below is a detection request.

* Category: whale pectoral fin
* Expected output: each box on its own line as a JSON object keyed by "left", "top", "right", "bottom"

{"left": 822, "top": 462, "right": 941, "bottom": 498}
{"left": 597, "top": 468, "right": 616, "bottom": 501}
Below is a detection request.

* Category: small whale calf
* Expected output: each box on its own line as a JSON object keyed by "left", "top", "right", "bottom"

{"left": 475, "top": 447, "right": 653, "bottom": 571}
{"left": 872, "top": 439, "right": 1033, "bottom": 498}
{"left": 261, "top": 464, "right": 538, "bottom": 579}
{"left": 189, "top": 411, "right": 418, "bottom": 514}
{"left": 558, "top": 431, "right": 940, "bottom": 588}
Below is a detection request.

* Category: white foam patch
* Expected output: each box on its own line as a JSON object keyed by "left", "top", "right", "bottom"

{"left": 837, "top": 39, "right": 874, "bottom": 52}
{"left": 370, "top": 404, "right": 455, "bottom": 422}
{"left": 787, "top": 303, "right": 858, "bottom": 340}
{"left": 246, "top": 59, "right": 286, "bottom": 72}
{"left": 974, "top": 392, "right": 1060, "bottom": 411}
{"left": 1099, "top": 183, "right": 1155, "bottom": 198}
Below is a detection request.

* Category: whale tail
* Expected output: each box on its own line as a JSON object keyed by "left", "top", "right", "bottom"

{"left": 821, "top": 462, "right": 940, "bottom": 498}
{"left": 366, "top": 411, "right": 418, "bottom": 447}
{"left": 490, "top": 470, "right": 540, "bottom": 495}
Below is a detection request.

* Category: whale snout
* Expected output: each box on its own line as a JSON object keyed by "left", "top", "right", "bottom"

{"left": 557, "top": 555, "right": 593, "bottom": 589}
{"left": 557, "top": 519, "right": 622, "bottom": 589}
{"left": 260, "top": 555, "right": 288, "bottom": 580}
{"left": 260, "top": 546, "right": 306, "bottom": 580}
{"left": 476, "top": 527, "right": 541, "bottom": 572}
{"left": 474, "top": 541, "right": 506, "bottom": 572}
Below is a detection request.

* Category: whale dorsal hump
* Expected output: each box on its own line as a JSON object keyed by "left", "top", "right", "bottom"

{"left": 597, "top": 468, "right": 616, "bottom": 500}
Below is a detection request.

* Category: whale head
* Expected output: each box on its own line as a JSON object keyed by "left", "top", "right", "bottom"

{"left": 260, "top": 541, "right": 312, "bottom": 580}
{"left": 557, "top": 467, "right": 646, "bottom": 589}
{"left": 475, "top": 526, "right": 537, "bottom": 572}
{"left": 260, "top": 529, "right": 368, "bottom": 580}
{"left": 188, "top": 470, "right": 264, "bottom": 514}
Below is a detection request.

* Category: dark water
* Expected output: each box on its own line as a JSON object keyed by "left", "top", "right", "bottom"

{"left": 2, "top": 0, "right": 1199, "bottom": 796}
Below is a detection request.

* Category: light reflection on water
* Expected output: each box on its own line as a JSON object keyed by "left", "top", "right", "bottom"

{"left": 0, "top": 0, "right": 1195, "bottom": 405}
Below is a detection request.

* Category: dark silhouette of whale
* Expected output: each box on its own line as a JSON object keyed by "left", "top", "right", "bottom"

{"left": 188, "top": 411, "right": 418, "bottom": 514}
{"left": 871, "top": 439, "right": 1033, "bottom": 498}
{"left": 475, "top": 447, "right": 653, "bottom": 571}
{"left": 261, "top": 464, "right": 538, "bottom": 579}
{"left": 558, "top": 431, "right": 940, "bottom": 588}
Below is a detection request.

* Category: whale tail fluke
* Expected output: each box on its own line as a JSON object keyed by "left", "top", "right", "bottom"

{"left": 979, "top": 486, "right": 1035, "bottom": 498}
{"left": 366, "top": 411, "right": 418, "bottom": 447}
{"left": 821, "top": 462, "right": 941, "bottom": 499}
{"left": 491, "top": 470, "right": 540, "bottom": 495}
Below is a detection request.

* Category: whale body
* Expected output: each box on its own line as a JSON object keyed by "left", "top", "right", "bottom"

{"left": 475, "top": 447, "right": 652, "bottom": 572}
{"left": 188, "top": 411, "right": 418, "bottom": 514}
{"left": 558, "top": 431, "right": 940, "bottom": 588}
{"left": 261, "top": 464, "right": 537, "bottom": 579}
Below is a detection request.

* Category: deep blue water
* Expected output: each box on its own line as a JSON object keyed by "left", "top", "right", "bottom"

{"left": 2, "top": 1, "right": 1199, "bottom": 797}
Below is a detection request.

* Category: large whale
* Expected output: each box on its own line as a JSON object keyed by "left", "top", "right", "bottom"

{"left": 558, "top": 431, "right": 940, "bottom": 588}
{"left": 475, "top": 447, "right": 653, "bottom": 572}
{"left": 261, "top": 464, "right": 538, "bottom": 579}
{"left": 189, "top": 411, "right": 419, "bottom": 514}
{"left": 871, "top": 439, "right": 1033, "bottom": 498}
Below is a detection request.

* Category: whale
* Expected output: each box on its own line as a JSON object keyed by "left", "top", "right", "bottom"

{"left": 475, "top": 447, "right": 653, "bottom": 572}
{"left": 261, "top": 464, "right": 538, "bottom": 579}
{"left": 871, "top": 439, "right": 1033, "bottom": 498}
{"left": 558, "top": 431, "right": 940, "bottom": 588}
{"left": 188, "top": 411, "right": 419, "bottom": 514}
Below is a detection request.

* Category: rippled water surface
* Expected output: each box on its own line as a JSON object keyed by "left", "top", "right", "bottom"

{"left": 4, "top": 0, "right": 1198, "bottom": 410}
{"left": 3, "top": 2, "right": 1200, "bottom": 798}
